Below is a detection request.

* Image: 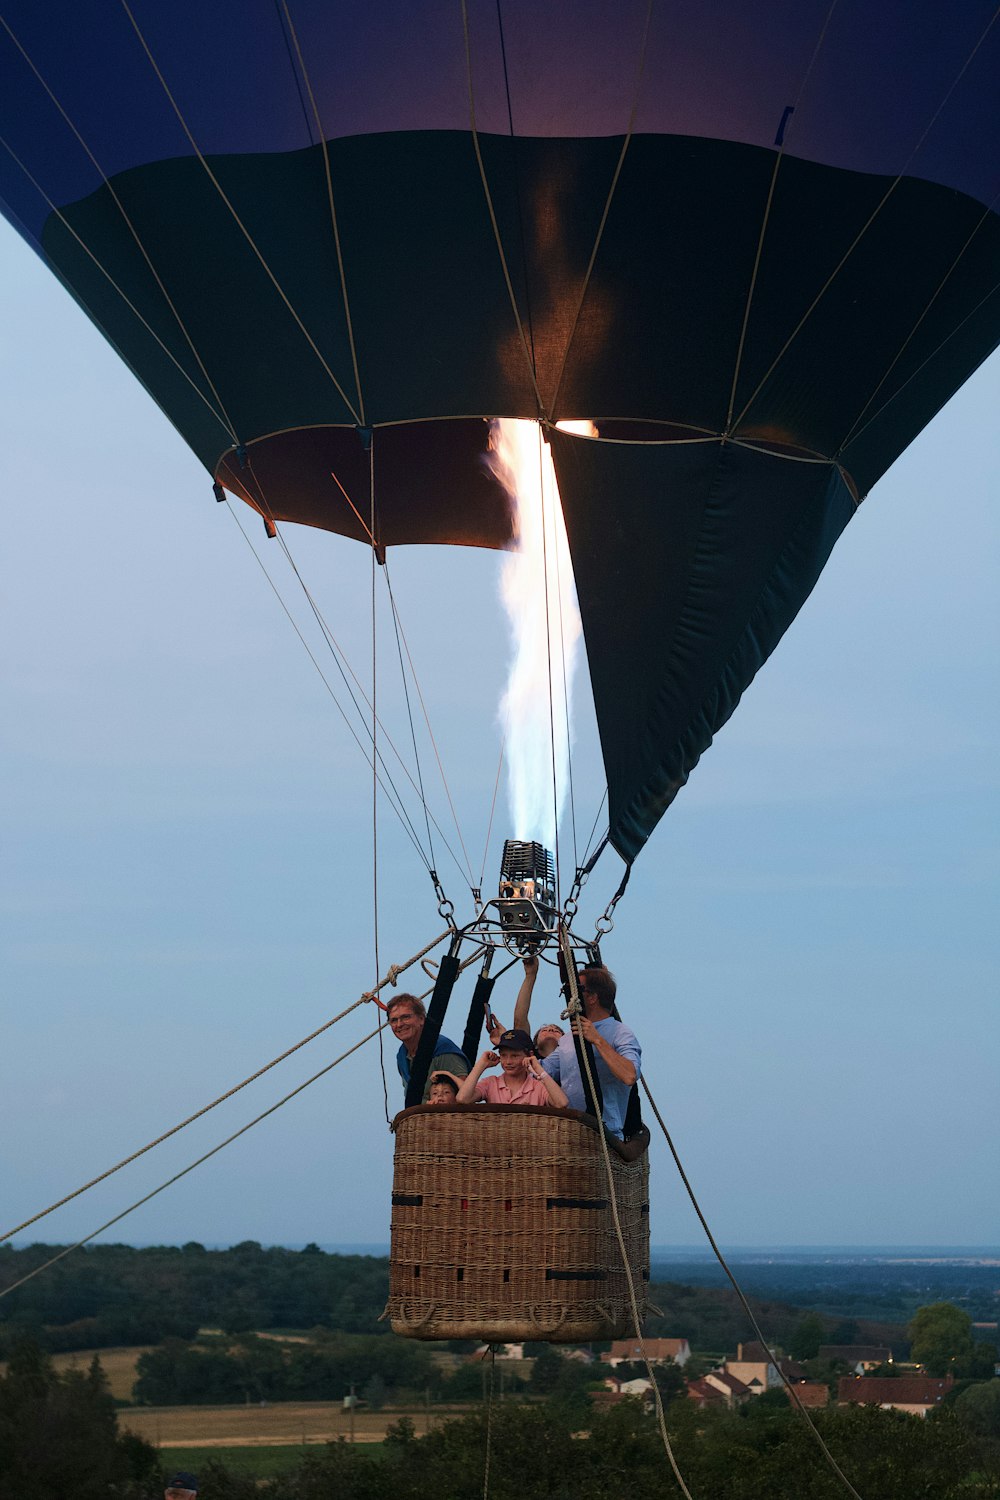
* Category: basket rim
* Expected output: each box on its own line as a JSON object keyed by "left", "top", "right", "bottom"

{"left": 392, "top": 1102, "right": 649, "bottom": 1163}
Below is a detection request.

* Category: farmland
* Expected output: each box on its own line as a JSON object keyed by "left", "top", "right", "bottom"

{"left": 121, "top": 1399, "right": 452, "bottom": 1447}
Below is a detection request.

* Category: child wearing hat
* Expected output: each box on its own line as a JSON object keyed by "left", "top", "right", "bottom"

{"left": 456, "top": 1031, "right": 569, "bottom": 1108}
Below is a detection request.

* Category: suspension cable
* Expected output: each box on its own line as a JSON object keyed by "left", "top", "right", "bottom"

{"left": 117, "top": 0, "right": 362, "bottom": 424}
{"left": 730, "top": 5, "right": 1000, "bottom": 435}
{"left": 482, "top": 1344, "right": 496, "bottom": 1500}
{"left": 0, "top": 1020, "right": 387, "bottom": 1305}
{"left": 641, "top": 1074, "right": 867, "bottom": 1500}
{"left": 537, "top": 425, "right": 563, "bottom": 900}
{"left": 384, "top": 564, "right": 437, "bottom": 873}
{"left": 560, "top": 930, "right": 694, "bottom": 1500}
{"left": 479, "top": 729, "right": 506, "bottom": 894}
{"left": 0, "top": 13, "right": 242, "bottom": 444}
{"left": 237, "top": 461, "right": 473, "bottom": 899}
{"left": 382, "top": 565, "right": 477, "bottom": 893}
{"left": 0, "top": 927, "right": 452, "bottom": 1248}
{"left": 724, "top": 0, "right": 840, "bottom": 431}
{"left": 223, "top": 498, "right": 433, "bottom": 870}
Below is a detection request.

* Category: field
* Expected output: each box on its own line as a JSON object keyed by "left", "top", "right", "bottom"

{"left": 121, "top": 1400, "right": 453, "bottom": 1448}
{"left": 50, "top": 1346, "right": 150, "bottom": 1402}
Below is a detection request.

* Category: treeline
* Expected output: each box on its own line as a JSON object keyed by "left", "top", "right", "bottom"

{"left": 0, "top": 1242, "right": 389, "bottom": 1354}
{"left": 6, "top": 1338, "right": 1000, "bottom": 1500}
{"left": 0, "top": 1241, "right": 908, "bottom": 1357}
{"left": 202, "top": 1402, "right": 1000, "bottom": 1500}
{"left": 134, "top": 1332, "right": 444, "bottom": 1406}
{"left": 643, "top": 1280, "right": 904, "bottom": 1356}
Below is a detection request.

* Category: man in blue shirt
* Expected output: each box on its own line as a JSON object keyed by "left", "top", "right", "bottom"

{"left": 387, "top": 992, "right": 469, "bottom": 1102}
{"left": 541, "top": 966, "right": 640, "bottom": 1138}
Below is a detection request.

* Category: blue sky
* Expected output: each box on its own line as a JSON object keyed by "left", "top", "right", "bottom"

{"left": 1, "top": 217, "right": 997, "bottom": 1256}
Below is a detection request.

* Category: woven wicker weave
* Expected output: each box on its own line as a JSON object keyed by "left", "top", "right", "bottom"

{"left": 388, "top": 1103, "right": 650, "bottom": 1343}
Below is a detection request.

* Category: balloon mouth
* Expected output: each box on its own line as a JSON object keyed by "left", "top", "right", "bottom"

{"left": 214, "top": 416, "right": 856, "bottom": 551}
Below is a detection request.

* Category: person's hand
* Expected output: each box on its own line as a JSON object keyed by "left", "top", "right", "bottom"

{"left": 480, "top": 1050, "right": 500, "bottom": 1068}
{"left": 522, "top": 954, "right": 539, "bottom": 979}
{"left": 571, "top": 1015, "right": 599, "bottom": 1045}
{"left": 526, "top": 1054, "right": 544, "bottom": 1078}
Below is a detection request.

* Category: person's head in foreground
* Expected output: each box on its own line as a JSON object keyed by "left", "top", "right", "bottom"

{"left": 165, "top": 1473, "right": 199, "bottom": 1500}
{"left": 496, "top": 1029, "right": 534, "bottom": 1073}
{"left": 427, "top": 1072, "right": 459, "bottom": 1105}
{"left": 533, "top": 1022, "right": 565, "bottom": 1058}
{"left": 577, "top": 965, "right": 616, "bottom": 1018}
{"left": 385, "top": 992, "right": 425, "bottom": 1054}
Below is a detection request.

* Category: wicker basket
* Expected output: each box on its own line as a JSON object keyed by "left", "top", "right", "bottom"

{"left": 388, "top": 1103, "right": 650, "bottom": 1343}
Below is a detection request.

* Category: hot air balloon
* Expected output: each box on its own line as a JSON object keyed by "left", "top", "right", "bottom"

{"left": 1, "top": 0, "right": 997, "bottom": 1343}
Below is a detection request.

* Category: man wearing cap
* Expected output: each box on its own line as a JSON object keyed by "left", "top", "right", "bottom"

{"left": 165, "top": 1473, "right": 198, "bottom": 1500}
{"left": 456, "top": 1030, "right": 569, "bottom": 1108}
{"left": 541, "top": 965, "right": 640, "bottom": 1139}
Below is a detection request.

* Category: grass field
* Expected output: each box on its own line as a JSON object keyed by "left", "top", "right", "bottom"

{"left": 121, "top": 1401, "right": 454, "bottom": 1448}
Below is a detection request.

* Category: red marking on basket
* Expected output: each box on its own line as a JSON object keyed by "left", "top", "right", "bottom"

{"left": 504, "top": 1198, "right": 512, "bottom": 1211}
{"left": 461, "top": 1198, "right": 469, "bottom": 1210}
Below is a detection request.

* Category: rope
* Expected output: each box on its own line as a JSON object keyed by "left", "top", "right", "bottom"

{"left": 238, "top": 461, "right": 476, "bottom": 893}
{"left": 385, "top": 565, "right": 437, "bottom": 874}
{"left": 552, "top": 465, "right": 578, "bottom": 872}
{"left": 0, "top": 26, "right": 239, "bottom": 444}
{"left": 580, "top": 788, "right": 609, "bottom": 873}
{"left": 730, "top": 4, "right": 1000, "bottom": 434}
{"left": 223, "top": 498, "right": 433, "bottom": 869}
{"left": 460, "top": 0, "right": 546, "bottom": 418}
{"left": 640, "top": 1075, "right": 867, "bottom": 1500}
{"left": 836, "top": 184, "right": 1000, "bottom": 454}
{"left": 547, "top": 0, "right": 653, "bottom": 420}
{"left": 494, "top": 0, "right": 537, "bottom": 379}
{"left": 0, "top": 1021, "right": 387, "bottom": 1304}
{"left": 537, "top": 426, "right": 562, "bottom": 899}
{"left": 839, "top": 276, "right": 1000, "bottom": 455}
{"left": 117, "top": 0, "right": 362, "bottom": 425}
{"left": 383, "top": 566, "right": 477, "bottom": 892}
{"left": 279, "top": 0, "right": 366, "bottom": 424}
{"left": 561, "top": 933, "right": 694, "bottom": 1500}
{"left": 371, "top": 439, "right": 381, "bottom": 1005}
{"left": 482, "top": 1345, "right": 496, "bottom": 1500}
{"left": 0, "top": 927, "right": 452, "bottom": 1248}
{"left": 724, "top": 0, "right": 840, "bottom": 431}
{"left": 479, "top": 729, "right": 506, "bottom": 893}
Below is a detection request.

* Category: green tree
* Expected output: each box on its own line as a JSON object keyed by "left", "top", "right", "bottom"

{"left": 0, "top": 1340, "right": 158, "bottom": 1500}
{"left": 790, "top": 1312, "right": 826, "bottom": 1360}
{"left": 908, "top": 1302, "right": 974, "bottom": 1376}
{"left": 953, "top": 1379, "right": 1000, "bottom": 1439}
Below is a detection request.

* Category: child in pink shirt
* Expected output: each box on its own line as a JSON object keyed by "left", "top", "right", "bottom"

{"left": 456, "top": 1030, "right": 569, "bottom": 1108}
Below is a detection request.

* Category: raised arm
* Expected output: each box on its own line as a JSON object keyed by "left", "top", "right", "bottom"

{"left": 526, "top": 1053, "right": 568, "bottom": 1109}
{"left": 511, "top": 954, "right": 539, "bottom": 1034}
{"left": 455, "top": 1050, "right": 498, "bottom": 1104}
